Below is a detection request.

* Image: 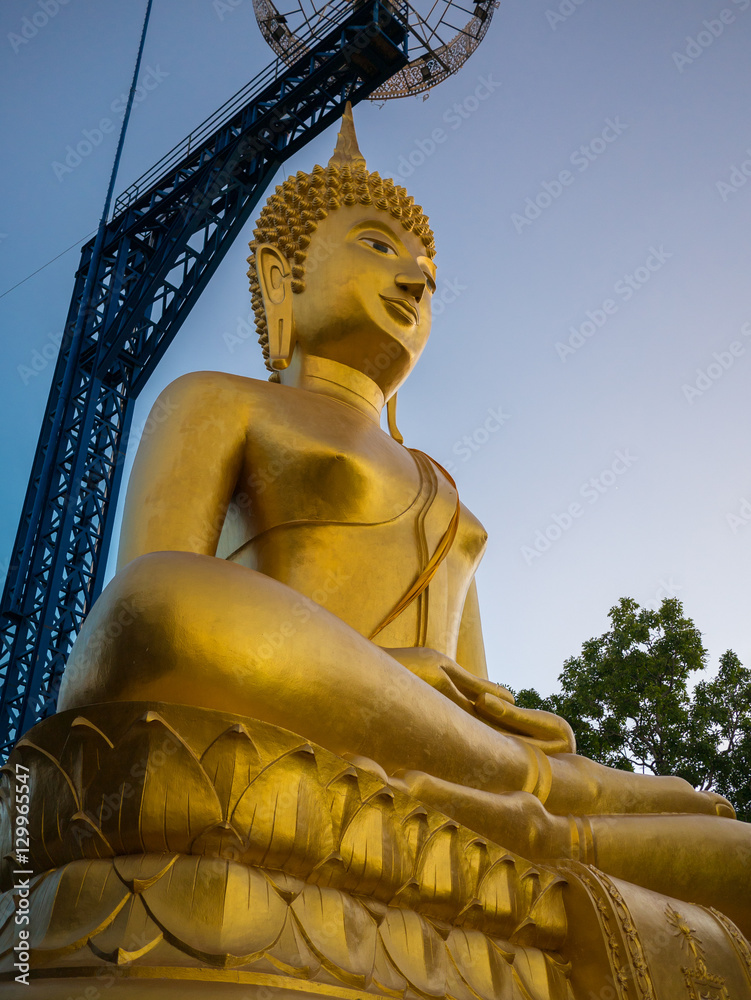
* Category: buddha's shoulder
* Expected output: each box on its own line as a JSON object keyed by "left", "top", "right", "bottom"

{"left": 157, "top": 370, "right": 282, "bottom": 410}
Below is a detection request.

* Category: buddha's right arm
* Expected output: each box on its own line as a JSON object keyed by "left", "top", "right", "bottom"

{"left": 117, "top": 372, "right": 251, "bottom": 570}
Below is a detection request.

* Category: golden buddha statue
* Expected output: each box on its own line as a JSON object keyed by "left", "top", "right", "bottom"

{"left": 2, "top": 107, "right": 749, "bottom": 998}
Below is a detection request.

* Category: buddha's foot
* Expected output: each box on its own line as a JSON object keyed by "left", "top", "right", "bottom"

{"left": 705, "top": 789, "right": 736, "bottom": 817}
{"left": 390, "top": 770, "right": 577, "bottom": 862}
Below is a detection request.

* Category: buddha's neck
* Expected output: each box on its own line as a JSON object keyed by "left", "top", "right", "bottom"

{"left": 281, "top": 354, "right": 384, "bottom": 424}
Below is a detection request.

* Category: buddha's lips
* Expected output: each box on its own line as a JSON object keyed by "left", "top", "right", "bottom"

{"left": 380, "top": 294, "right": 419, "bottom": 325}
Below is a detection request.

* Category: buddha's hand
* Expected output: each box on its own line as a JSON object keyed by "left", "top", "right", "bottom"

{"left": 473, "top": 692, "right": 576, "bottom": 755}
{"left": 382, "top": 647, "right": 574, "bottom": 755}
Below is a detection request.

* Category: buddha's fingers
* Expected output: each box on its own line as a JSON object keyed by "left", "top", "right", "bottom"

{"left": 441, "top": 661, "right": 515, "bottom": 704}
{"left": 474, "top": 693, "right": 576, "bottom": 755}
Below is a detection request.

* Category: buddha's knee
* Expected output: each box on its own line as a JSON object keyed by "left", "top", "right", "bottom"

{"left": 58, "top": 552, "right": 212, "bottom": 711}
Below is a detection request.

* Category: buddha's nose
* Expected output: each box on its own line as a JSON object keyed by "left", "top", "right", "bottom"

{"left": 396, "top": 269, "right": 427, "bottom": 302}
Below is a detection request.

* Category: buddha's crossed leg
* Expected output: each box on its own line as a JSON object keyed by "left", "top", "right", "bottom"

{"left": 58, "top": 550, "right": 750, "bottom": 930}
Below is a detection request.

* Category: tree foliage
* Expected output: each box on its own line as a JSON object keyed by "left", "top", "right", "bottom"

{"left": 514, "top": 597, "right": 751, "bottom": 821}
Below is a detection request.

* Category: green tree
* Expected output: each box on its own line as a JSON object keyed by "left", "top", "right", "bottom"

{"left": 691, "top": 650, "right": 751, "bottom": 820}
{"left": 514, "top": 597, "right": 751, "bottom": 821}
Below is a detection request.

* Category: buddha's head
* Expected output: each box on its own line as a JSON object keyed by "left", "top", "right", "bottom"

{"left": 247, "top": 105, "right": 436, "bottom": 399}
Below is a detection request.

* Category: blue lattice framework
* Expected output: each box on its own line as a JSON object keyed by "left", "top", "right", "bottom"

{"left": 0, "top": 0, "right": 408, "bottom": 758}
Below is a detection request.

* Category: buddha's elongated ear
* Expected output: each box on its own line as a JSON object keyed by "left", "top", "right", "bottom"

{"left": 256, "top": 244, "right": 295, "bottom": 370}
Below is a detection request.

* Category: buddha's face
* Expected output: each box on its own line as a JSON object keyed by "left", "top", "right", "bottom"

{"left": 290, "top": 204, "right": 436, "bottom": 394}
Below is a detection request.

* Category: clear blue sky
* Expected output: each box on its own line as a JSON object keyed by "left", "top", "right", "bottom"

{"left": 1, "top": 0, "right": 750, "bottom": 695}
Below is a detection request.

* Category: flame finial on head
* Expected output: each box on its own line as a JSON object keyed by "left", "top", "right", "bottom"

{"left": 328, "top": 102, "right": 367, "bottom": 169}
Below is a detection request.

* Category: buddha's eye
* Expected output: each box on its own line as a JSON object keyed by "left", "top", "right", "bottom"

{"left": 361, "top": 237, "right": 397, "bottom": 255}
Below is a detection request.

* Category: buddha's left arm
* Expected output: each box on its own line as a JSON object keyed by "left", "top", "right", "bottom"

{"left": 455, "top": 578, "right": 489, "bottom": 680}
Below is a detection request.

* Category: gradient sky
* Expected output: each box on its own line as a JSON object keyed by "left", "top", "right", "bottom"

{"left": 1, "top": 0, "right": 750, "bottom": 697}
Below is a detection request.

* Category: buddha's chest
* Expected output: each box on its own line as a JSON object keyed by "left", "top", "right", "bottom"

{"left": 238, "top": 394, "right": 428, "bottom": 529}
{"left": 216, "top": 386, "right": 488, "bottom": 649}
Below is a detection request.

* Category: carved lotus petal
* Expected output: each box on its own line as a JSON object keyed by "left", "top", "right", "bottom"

{"left": 62, "top": 811, "right": 115, "bottom": 863}
{"left": 27, "top": 861, "right": 129, "bottom": 955}
{"left": 307, "top": 850, "right": 349, "bottom": 889}
{"left": 371, "top": 933, "right": 408, "bottom": 996}
{"left": 263, "top": 869, "right": 305, "bottom": 903}
{"left": 85, "top": 712, "right": 222, "bottom": 856}
{"left": 59, "top": 716, "right": 115, "bottom": 801}
{"left": 140, "top": 855, "right": 288, "bottom": 964}
{"left": 409, "top": 821, "right": 471, "bottom": 921}
{"left": 231, "top": 746, "right": 334, "bottom": 875}
{"left": 263, "top": 903, "right": 322, "bottom": 978}
{"left": 191, "top": 820, "right": 248, "bottom": 862}
{"left": 338, "top": 790, "right": 411, "bottom": 900}
{"left": 325, "top": 767, "right": 361, "bottom": 843}
{"left": 290, "top": 883, "right": 377, "bottom": 986}
{"left": 401, "top": 805, "right": 429, "bottom": 874}
{"left": 13, "top": 740, "right": 80, "bottom": 871}
{"left": 0, "top": 879, "right": 24, "bottom": 958}
{"left": 446, "top": 927, "right": 516, "bottom": 1000}
{"left": 506, "top": 945, "right": 559, "bottom": 1000}
{"left": 378, "top": 906, "right": 448, "bottom": 997}
{"left": 443, "top": 959, "right": 486, "bottom": 1000}
{"left": 0, "top": 768, "right": 14, "bottom": 888}
{"left": 518, "top": 864, "right": 541, "bottom": 912}
{"left": 87, "top": 893, "right": 162, "bottom": 965}
{"left": 0, "top": 883, "right": 13, "bottom": 931}
{"left": 200, "top": 724, "right": 261, "bottom": 820}
{"left": 541, "top": 952, "right": 574, "bottom": 998}
{"left": 513, "top": 874, "right": 567, "bottom": 950}
{"left": 463, "top": 837, "right": 490, "bottom": 896}
{"left": 476, "top": 858, "right": 523, "bottom": 939}
{"left": 113, "top": 853, "right": 178, "bottom": 892}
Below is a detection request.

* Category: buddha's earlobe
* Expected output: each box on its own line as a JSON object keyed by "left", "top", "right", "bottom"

{"left": 386, "top": 393, "right": 404, "bottom": 445}
{"left": 256, "top": 244, "right": 295, "bottom": 370}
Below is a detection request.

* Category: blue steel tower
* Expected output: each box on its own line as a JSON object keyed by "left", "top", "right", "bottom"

{"left": 0, "top": 0, "right": 497, "bottom": 758}
{"left": 0, "top": 0, "right": 410, "bottom": 758}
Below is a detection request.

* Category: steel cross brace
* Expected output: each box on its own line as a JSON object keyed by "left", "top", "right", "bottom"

{"left": 0, "top": 0, "right": 408, "bottom": 757}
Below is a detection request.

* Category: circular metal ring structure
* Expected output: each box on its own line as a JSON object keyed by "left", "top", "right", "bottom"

{"left": 253, "top": 0, "right": 498, "bottom": 100}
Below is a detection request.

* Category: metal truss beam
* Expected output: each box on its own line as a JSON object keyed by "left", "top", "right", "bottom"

{"left": 0, "top": 0, "right": 408, "bottom": 758}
